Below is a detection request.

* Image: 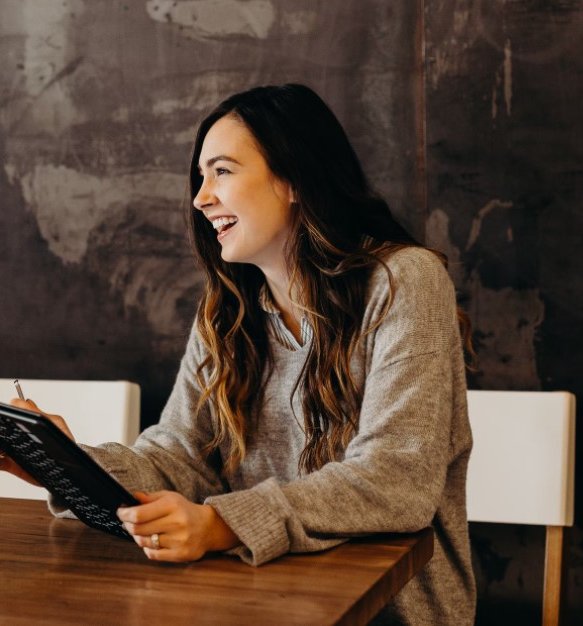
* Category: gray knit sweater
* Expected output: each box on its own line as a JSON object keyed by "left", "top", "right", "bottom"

{"left": 50, "top": 247, "right": 476, "bottom": 625}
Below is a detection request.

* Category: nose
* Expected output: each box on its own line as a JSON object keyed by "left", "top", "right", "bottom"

{"left": 192, "top": 177, "right": 216, "bottom": 211}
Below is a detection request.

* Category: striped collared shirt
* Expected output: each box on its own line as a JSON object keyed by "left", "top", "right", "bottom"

{"left": 258, "top": 284, "right": 313, "bottom": 351}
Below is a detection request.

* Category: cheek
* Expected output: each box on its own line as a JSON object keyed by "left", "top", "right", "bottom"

{"left": 255, "top": 208, "right": 291, "bottom": 236}
{"left": 274, "top": 204, "right": 294, "bottom": 233}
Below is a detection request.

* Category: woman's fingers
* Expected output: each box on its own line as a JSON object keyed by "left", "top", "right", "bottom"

{"left": 1, "top": 399, "right": 75, "bottom": 484}
{"left": 118, "top": 491, "right": 180, "bottom": 536}
{"left": 117, "top": 491, "right": 175, "bottom": 525}
{"left": 142, "top": 545, "right": 205, "bottom": 562}
{"left": 122, "top": 513, "right": 179, "bottom": 538}
{"left": 133, "top": 490, "right": 164, "bottom": 505}
{"left": 9, "top": 398, "right": 75, "bottom": 441}
{"left": 10, "top": 398, "right": 37, "bottom": 411}
{"left": 131, "top": 529, "right": 183, "bottom": 551}
{"left": 1, "top": 399, "right": 45, "bottom": 484}
{"left": 117, "top": 491, "right": 213, "bottom": 562}
{"left": 0, "top": 454, "right": 41, "bottom": 486}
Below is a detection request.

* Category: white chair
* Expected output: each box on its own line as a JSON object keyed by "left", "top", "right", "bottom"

{"left": 0, "top": 379, "right": 140, "bottom": 500}
{"left": 466, "top": 390, "right": 576, "bottom": 626}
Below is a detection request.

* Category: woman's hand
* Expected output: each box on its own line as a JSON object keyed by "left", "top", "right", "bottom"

{"left": 0, "top": 398, "right": 75, "bottom": 486}
{"left": 117, "top": 491, "right": 241, "bottom": 562}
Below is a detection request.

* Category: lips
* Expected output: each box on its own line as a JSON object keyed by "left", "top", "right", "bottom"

{"left": 211, "top": 216, "right": 238, "bottom": 233}
{"left": 210, "top": 217, "right": 237, "bottom": 243}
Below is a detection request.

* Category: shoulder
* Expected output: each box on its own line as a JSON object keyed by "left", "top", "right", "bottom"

{"left": 362, "top": 247, "right": 459, "bottom": 356}
{"left": 369, "top": 246, "right": 455, "bottom": 308}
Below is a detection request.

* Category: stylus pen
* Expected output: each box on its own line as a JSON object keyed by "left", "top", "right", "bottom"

{"left": 14, "top": 379, "right": 25, "bottom": 401}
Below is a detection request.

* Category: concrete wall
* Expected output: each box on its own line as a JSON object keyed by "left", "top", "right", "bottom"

{"left": 425, "top": 1, "right": 583, "bottom": 623}
{"left": 1, "top": 0, "right": 581, "bottom": 622}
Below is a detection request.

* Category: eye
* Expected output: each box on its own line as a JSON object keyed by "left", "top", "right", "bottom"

{"left": 215, "top": 167, "right": 231, "bottom": 177}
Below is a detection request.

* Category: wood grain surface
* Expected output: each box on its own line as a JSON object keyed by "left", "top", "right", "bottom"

{"left": 0, "top": 498, "right": 433, "bottom": 625}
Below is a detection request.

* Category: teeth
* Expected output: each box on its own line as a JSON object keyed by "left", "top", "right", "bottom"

{"left": 211, "top": 217, "right": 238, "bottom": 231}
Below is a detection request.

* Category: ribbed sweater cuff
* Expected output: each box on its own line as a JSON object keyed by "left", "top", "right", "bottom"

{"left": 47, "top": 494, "right": 77, "bottom": 519}
{"left": 205, "top": 480, "right": 290, "bottom": 566}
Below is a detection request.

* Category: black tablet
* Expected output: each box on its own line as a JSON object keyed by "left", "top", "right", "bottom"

{"left": 0, "top": 401, "right": 139, "bottom": 540}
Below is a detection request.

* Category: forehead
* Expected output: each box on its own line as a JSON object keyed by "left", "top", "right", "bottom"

{"left": 199, "top": 115, "right": 259, "bottom": 164}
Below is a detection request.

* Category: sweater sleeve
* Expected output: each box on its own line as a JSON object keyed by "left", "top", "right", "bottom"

{"left": 205, "top": 249, "right": 466, "bottom": 565}
{"left": 49, "top": 321, "right": 226, "bottom": 516}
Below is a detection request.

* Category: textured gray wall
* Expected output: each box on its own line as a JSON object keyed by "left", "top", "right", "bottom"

{"left": 425, "top": 0, "right": 583, "bottom": 623}
{"left": 1, "top": 0, "right": 582, "bottom": 623}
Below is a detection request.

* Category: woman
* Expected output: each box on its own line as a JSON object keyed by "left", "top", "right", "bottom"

{"left": 2, "top": 84, "right": 476, "bottom": 625}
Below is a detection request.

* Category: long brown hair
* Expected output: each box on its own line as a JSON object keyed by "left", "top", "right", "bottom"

{"left": 187, "top": 84, "right": 471, "bottom": 476}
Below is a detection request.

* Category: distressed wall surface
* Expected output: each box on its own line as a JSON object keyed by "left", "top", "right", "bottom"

{"left": 425, "top": 0, "right": 583, "bottom": 623}
{"left": 0, "top": 0, "right": 420, "bottom": 427}
{"left": 1, "top": 0, "right": 582, "bottom": 623}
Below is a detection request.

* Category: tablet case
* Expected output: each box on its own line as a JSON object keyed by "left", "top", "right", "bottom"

{"left": 0, "top": 402, "right": 138, "bottom": 540}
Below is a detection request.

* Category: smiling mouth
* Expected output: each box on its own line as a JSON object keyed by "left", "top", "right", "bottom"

{"left": 212, "top": 217, "right": 238, "bottom": 240}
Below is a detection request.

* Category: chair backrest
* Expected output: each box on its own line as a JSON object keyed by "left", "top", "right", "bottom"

{"left": 0, "top": 379, "right": 140, "bottom": 500}
{"left": 466, "top": 390, "right": 576, "bottom": 527}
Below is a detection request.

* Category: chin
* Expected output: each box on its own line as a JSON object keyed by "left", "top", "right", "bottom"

{"left": 219, "top": 247, "right": 241, "bottom": 264}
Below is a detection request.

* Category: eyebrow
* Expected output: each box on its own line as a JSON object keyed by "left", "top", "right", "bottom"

{"left": 197, "top": 155, "right": 241, "bottom": 173}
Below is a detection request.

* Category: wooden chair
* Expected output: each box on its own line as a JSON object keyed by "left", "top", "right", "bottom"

{"left": 466, "top": 390, "right": 576, "bottom": 626}
{"left": 0, "top": 379, "right": 140, "bottom": 500}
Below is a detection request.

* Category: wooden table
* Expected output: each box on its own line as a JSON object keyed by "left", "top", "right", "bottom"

{"left": 0, "top": 498, "right": 433, "bottom": 625}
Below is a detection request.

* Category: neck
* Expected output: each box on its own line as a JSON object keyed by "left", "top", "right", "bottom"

{"left": 262, "top": 266, "right": 303, "bottom": 343}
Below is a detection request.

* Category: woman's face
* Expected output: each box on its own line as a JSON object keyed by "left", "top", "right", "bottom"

{"left": 193, "top": 115, "right": 294, "bottom": 273}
